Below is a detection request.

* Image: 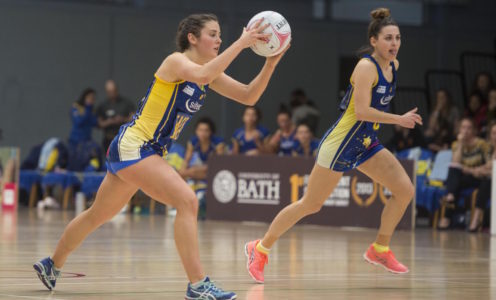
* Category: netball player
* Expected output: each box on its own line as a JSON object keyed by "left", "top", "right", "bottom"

{"left": 34, "top": 13, "right": 288, "bottom": 299}
{"left": 245, "top": 8, "right": 422, "bottom": 283}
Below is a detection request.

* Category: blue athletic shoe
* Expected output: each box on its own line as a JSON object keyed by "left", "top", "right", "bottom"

{"left": 185, "top": 277, "right": 237, "bottom": 300}
{"left": 33, "top": 257, "right": 60, "bottom": 290}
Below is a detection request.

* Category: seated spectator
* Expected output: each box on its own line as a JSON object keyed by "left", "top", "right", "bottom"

{"left": 232, "top": 106, "right": 270, "bottom": 156}
{"left": 387, "top": 124, "right": 426, "bottom": 153}
{"left": 39, "top": 140, "right": 103, "bottom": 210}
{"left": 289, "top": 88, "right": 320, "bottom": 134}
{"left": 267, "top": 105, "right": 297, "bottom": 156}
{"left": 21, "top": 138, "right": 68, "bottom": 173}
{"left": 438, "top": 117, "right": 491, "bottom": 229}
{"left": 424, "top": 89, "right": 459, "bottom": 152}
{"left": 69, "top": 88, "right": 98, "bottom": 147}
{"left": 464, "top": 92, "right": 487, "bottom": 133}
{"left": 20, "top": 138, "right": 69, "bottom": 209}
{"left": 96, "top": 80, "right": 136, "bottom": 151}
{"left": 468, "top": 121, "right": 496, "bottom": 232}
{"left": 180, "top": 117, "right": 224, "bottom": 219}
{"left": 180, "top": 117, "right": 224, "bottom": 180}
{"left": 486, "top": 88, "right": 496, "bottom": 124}
{"left": 292, "top": 123, "right": 319, "bottom": 157}
{"left": 472, "top": 71, "right": 494, "bottom": 104}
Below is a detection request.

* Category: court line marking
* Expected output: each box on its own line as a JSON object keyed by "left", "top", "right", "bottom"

{"left": 0, "top": 294, "right": 67, "bottom": 300}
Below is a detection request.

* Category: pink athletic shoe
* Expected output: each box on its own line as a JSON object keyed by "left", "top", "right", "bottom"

{"left": 244, "top": 240, "right": 268, "bottom": 283}
{"left": 363, "top": 244, "right": 409, "bottom": 274}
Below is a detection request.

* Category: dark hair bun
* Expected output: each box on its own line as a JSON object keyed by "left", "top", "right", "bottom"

{"left": 370, "top": 8, "right": 391, "bottom": 20}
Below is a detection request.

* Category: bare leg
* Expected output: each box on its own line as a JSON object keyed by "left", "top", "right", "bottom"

{"left": 51, "top": 172, "right": 138, "bottom": 268}
{"left": 117, "top": 155, "right": 204, "bottom": 283}
{"left": 357, "top": 149, "right": 415, "bottom": 247}
{"left": 261, "top": 164, "right": 342, "bottom": 248}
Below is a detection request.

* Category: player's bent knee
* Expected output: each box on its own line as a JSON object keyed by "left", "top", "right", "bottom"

{"left": 393, "top": 181, "right": 414, "bottom": 204}
{"left": 175, "top": 194, "right": 199, "bottom": 215}
{"left": 300, "top": 198, "right": 324, "bottom": 215}
{"left": 85, "top": 208, "right": 113, "bottom": 227}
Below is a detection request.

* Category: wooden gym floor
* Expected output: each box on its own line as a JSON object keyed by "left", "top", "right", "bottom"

{"left": 0, "top": 209, "right": 494, "bottom": 299}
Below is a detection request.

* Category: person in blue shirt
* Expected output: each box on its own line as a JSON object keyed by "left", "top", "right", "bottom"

{"left": 232, "top": 106, "right": 270, "bottom": 155}
{"left": 267, "top": 105, "right": 297, "bottom": 156}
{"left": 68, "top": 88, "right": 98, "bottom": 147}
{"left": 292, "top": 123, "right": 319, "bottom": 157}
{"left": 180, "top": 117, "right": 224, "bottom": 180}
{"left": 180, "top": 117, "right": 224, "bottom": 219}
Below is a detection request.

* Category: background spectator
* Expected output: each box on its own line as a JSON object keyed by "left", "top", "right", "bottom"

{"left": 438, "top": 118, "right": 490, "bottom": 229}
{"left": 21, "top": 138, "right": 68, "bottom": 173}
{"left": 292, "top": 123, "right": 319, "bottom": 157}
{"left": 180, "top": 117, "right": 224, "bottom": 219}
{"left": 424, "top": 89, "right": 459, "bottom": 152}
{"left": 289, "top": 88, "right": 320, "bottom": 134}
{"left": 232, "top": 106, "right": 270, "bottom": 156}
{"left": 464, "top": 92, "right": 487, "bottom": 133}
{"left": 267, "top": 105, "right": 297, "bottom": 156}
{"left": 180, "top": 117, "right": 224, "bottom": 180}
{"left": 472, "top": 71, "right": 494, "bottom": 104}
{"left": 68, "top": 88, "right": 98, "bottom": 147}
{"left": 96, "top": 79, "right": 136, "bottom": 151}
{"left": 486, "top": 88, "right": 496, "bottom": 124}
{"left": 467, "top": 121, "right": 496, "bottom": 232}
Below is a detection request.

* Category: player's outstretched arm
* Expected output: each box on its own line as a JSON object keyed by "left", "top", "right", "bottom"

{"left": 158, "top": 19, "right": 270, "bottom": 85}
{"left": 210, "top": 44, "right": 290, "bottom": 106}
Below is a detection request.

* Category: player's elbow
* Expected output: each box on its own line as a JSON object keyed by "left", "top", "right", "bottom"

{"left": 244, "top": 96, "right": 259, "bottom": 106}
{"left": 354, "top": 108, "right": 367, "bottom": 121}
{"left": 196, "top": 74, "right": 211, "bottom": 85}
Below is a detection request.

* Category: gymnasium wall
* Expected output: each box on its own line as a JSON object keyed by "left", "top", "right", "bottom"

{"left": 0, "top": 0, "right": 494, "bottom": 158}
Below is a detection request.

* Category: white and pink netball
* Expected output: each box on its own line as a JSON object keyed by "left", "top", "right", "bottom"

{"left": 247, "top": 11, "right": 291, "bottom": 57}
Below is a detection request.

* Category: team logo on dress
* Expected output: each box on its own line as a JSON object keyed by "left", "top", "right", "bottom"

{"left": 377, "top": 85, "right": 386, "bottom": 94}
{"left": 185, "top": 99, "right": 203, "bottom": 113}
{"left": 183, "top": 85, "right": 195, "bottom": 96}
{"left": 362, "top": 136, "right": 371, "bottom": 148}
{"left": 212, "top": 170, "right": 237, "bottom": 203}
{"left": 379, "top": 95, "right": 393, "bottom": 106}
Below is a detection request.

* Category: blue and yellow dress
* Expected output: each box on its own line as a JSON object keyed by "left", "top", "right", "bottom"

{"left": 316, "top": 55, "right": 396, "bottom": 171}
{"left": 106, "top": 75, "right": 207, "bottom": 174}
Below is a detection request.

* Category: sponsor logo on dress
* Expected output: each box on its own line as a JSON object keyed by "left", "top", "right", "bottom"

{"left": 380, "top": 95, "right": 394, "bottom": 105}
{"left": 185, "top": 99, "right": 202, "bottom": 113}
{"left": 377, "top": 85, "right": 386, "bottom": 94}
{"left": 183, "top": 85, "right": 195, "bottom": 96}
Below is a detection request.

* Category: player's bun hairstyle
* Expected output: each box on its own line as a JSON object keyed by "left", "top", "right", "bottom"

{"left": 195, "top": 116, "right": 216, "bottom": 134}
{"left": 357, "top": 8, "right": 398, "bottom": 56}
{"left": 368, "top": 8, "right": 397, "bottom": 39}
{"left": 176, "top": 13, "right": 218, "bottom": 52}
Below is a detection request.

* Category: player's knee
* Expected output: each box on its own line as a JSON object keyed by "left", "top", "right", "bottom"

{"left": 300, "top": 198, "right": 323, "bottom": 215}
{"left": 86, "top": 208, "right": 111, "bottom": 227}
{"left": 176, "top": 194, "right": 198, "bottom": 215}
{"left": 395, "top": 181, "right": 414, "bottom": 204}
